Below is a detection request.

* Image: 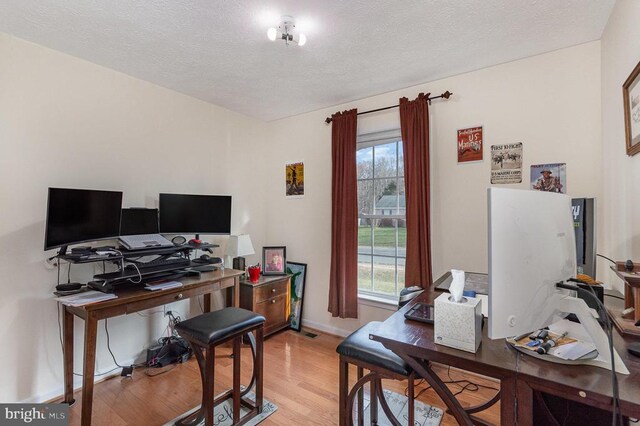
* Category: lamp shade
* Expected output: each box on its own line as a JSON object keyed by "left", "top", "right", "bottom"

{"left": 227, "top": 234, "right": 255, "bottom": 257}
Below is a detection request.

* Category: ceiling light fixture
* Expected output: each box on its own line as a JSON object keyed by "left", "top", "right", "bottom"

{"left": 267, "top": 15, "right": 306, "bottom": 46}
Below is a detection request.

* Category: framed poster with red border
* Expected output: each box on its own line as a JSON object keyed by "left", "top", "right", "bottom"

{"left": 457, "top": 126, "right": 483, "bottom": 163}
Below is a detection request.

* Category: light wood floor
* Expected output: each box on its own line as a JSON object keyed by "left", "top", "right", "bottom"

{"left": 64, "top": 329, "right": 500, "bottom": 425}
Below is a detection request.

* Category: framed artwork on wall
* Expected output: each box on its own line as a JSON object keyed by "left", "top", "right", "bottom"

{"left": 286, "top": 261, "right": 307, "bottom": 332}
{"left": 262, "top": 246, "right": 287, "bottom": 275}
{"left": 623, "top": 59, "right": 640, "bottom": 156}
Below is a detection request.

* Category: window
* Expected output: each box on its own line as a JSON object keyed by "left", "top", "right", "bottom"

{"left": 356, "top": 130, "right": 405, "bottom": 300}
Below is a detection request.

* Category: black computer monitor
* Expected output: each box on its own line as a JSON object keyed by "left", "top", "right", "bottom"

{"left": 45, "top": 187, "right": 123, "bottom": 253}
{"left": 120, "top": 208, "right": 159, "bottom": 236}
{"left": 159, "top": 193, "right": 231, "bottom": 236}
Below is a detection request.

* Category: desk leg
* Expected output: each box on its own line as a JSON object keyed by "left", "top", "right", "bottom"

{"left": 63, "top": 306, "right": 75, "bottom": 404}
{"left": 233, "top": 276, "right": 239, "bottom": 307}
{"left": 203, "top": 294, "right": 212, "bottom": 313}
{"left": 81, "top": 313, "right": 98, "bottom": 426}
{"left": 516, "top": 379, "right": 534, "bottom": 426}
{"left": 499, "top": 376, "right": 517, "bottom": 425}
{"left": 398, "top": 355, "right": 474, "bottom": 425}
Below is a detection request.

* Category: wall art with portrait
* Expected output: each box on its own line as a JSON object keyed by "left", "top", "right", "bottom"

{"left": 262, "top": 246, "right": 286, "bottom": 275}
{"left": 623, "top": 59, "right": 640, "bottom": 156}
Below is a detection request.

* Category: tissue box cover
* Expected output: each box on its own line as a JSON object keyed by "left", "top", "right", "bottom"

{"left": 434, "top": 292, "right": 482, "bottom": 353}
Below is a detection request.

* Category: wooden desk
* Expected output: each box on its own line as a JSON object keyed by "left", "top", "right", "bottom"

{"left": 370, "top": 289, "right": 640, "bottom": 425}
{"left": 61, "top": 268, "right": 244, "bottom": 426}
{"left": 370, "top": 290, "right": 518, "bottom": 425}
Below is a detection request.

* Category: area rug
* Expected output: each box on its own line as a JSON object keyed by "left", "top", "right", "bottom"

{"left": 354, "top": 389, "right": 444, "bottom": 426}
{"left": 163, "top": 391, "right": 277, "bottom": 426}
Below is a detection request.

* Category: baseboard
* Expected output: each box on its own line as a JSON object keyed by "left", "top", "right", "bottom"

{"left": 301, "top": 319, "right": 351, "bottom": 338}
{"left": 22, "top": 357, "right": 137, "bottom": 404}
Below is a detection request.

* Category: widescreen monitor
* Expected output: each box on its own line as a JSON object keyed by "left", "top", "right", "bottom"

{"left": 120, "top": 208, "right": 160, "bottom": 236}
{"left": 159, "top": 193, "right": 232, "bottom": 235}
{"left": 45, "top": 187, "right": 123, "bottom": 251}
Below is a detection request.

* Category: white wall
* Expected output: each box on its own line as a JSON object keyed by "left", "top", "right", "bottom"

{"left": 265, "top": 42, "right": 603, "bottom": 337}
{"left": 0, "top": 33, "right": 267, "bottom": 402}
{"left": 601, "top": 0, "right": 640, "bottom": 292}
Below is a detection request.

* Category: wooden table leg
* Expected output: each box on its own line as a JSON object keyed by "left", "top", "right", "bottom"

{"left": 516, "top": 378, "right": 534, "bottom": 426}
{"left": 233, "top": 276, "right": 240, "bottom": 307}
{"left": 499, "top": 375, "right": 517, "bottom": 425}
{"left": 81, "top": 313, "right": 98, "bottom": 426}
{"left": 203, "top": 294, "right": 212, "bottom": 313}
{"left": 63, "top": 306, "right": 75, "bottom": 404}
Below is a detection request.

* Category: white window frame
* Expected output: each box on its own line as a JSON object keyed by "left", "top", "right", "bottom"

{"left": 356, "top": 129, "right": 405, "bottom": 302}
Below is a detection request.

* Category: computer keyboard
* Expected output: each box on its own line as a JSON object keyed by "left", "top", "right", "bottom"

{"left": 137, "top": 256, "right": 190, "bottom": 270}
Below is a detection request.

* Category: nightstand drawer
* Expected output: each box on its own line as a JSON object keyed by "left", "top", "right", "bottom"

{"left": 255, "top": 294, "right": 288, "bottom": 330}
{"left": 255, "top": 279, "right": 288, "bottom": 303}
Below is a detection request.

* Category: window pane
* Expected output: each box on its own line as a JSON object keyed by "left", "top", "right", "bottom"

{"left": 357, "top": 180, "right": 374, "bottom": 215}
{"left": 358, "top": 257, "right": 372, "bottom": 291}
{"left": 358, "top": 224, "right": 372, "bottom": 255}
{"left": 374, "top": 178, "right": 400, "bottom": 215}
{"left": 398, "top": 141, "right": 404, "bottom": 174}
{"left": 356, "top": 147, "right": 373, "bottom": 179}
{"left": 397, "top": 257, "right": 406, "bottom": 289}
{"left": 373, "top": 142, "right": 398, "bottom": 178}
{"left": 373, "top": 218, "right": 397, "bottom": 256}
{"left": 398, "top": 222, "right": 406, "bottom": 258}
{"left": 372, "top": 256, "right": 397, "bottom": 296}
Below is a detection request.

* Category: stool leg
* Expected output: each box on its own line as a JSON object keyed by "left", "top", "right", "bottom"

{"left": 357, "top": 367, "right": 364, "bottom": 426}
{"left": 233, "top": 336, "right": 241, "bottom": 424}
{"left": 204, "top": 345, "right": 215, "bottom": 426}
{"left": 339, "top": 356, "right": 348, "bottom": 426}
{"left": 408, "top": 373, "right": 415, "bottom": 426}
{"left": 255, "top": 326, "right": 264, "bottom": 413}
{"left": 370, "top": 378, "right": 379, "bottom": 425}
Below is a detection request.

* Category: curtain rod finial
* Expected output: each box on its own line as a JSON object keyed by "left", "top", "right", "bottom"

{"left": 325, "top": 117, "right": 332, "bottom": 124}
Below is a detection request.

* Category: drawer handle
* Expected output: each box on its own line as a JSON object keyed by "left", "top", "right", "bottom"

{"left": 271, "top": 299, "right": 276, "bottom": 304}
{"left": 176, "top": 293, "right": 183, "bottom": 300}
{"left": 271, "top": 288, "right": 276, "bottom": 293}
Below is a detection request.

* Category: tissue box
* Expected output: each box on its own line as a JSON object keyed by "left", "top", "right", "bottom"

{"left": 434, "top": 293, "right": 482, "bottom": 353}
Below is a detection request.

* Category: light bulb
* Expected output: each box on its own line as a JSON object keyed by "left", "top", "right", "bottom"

{"left": 298, "top": 33, "right": 307, "bottom": 46}
{"left": 267, "top": 27, "right": 277, "bottom": 41}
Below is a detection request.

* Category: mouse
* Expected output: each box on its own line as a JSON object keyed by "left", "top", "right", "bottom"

{"left": 200, "top": 254, "right": 211, "bottom": 261}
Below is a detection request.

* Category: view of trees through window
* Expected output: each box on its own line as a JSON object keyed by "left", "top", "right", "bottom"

{"left": 357, "top": 138, "right": 406, "bottom": 299}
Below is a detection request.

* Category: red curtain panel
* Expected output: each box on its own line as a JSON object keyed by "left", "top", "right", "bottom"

{"left": 399, "top": 94, "right": 433, "bottom": 289}
{"left": 328, "top": 109, "right": 359, "bottom": 318}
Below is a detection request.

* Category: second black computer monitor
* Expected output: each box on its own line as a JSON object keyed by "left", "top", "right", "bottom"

{"left": 159, "top": 193, "right": 231, "bottom": 236}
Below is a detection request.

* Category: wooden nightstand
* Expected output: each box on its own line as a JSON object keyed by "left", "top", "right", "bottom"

{"left": 240, "top": 275, "right": 291, "bottom": 336}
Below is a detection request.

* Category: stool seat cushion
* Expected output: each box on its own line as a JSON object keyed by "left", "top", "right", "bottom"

{"left": 336, "top": 322, "right": 412, "bottom": 376}
{"left": 175, "top": 307, "right": 265, "bottom": 345}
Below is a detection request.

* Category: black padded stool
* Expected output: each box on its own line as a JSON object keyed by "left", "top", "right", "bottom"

{"left": 175, "top": 307, "right": 265, "bottom": 426}
{"left": 337, "top": 321, "right": 416, "bottom": 426}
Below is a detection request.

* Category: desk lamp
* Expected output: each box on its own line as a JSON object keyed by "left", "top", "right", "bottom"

{"left": 226, "top": 234, "right": 255, "bottom": 272}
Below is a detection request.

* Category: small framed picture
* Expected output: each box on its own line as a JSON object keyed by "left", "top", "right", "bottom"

{"left": 623, "top": 59, "right": 640, "bottom": 156}
{"left": 262, "top": 246, "right": 287, "bottom": 275}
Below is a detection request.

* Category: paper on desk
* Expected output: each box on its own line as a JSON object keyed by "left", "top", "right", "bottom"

{"left": 145, "top": 280, "right": 183, "bottom": 291}
{"left": 550, "top": 341, "right": 597, "bottom": 360}
{"left": 55, "top": 290, "right": 117, "bottom": 306}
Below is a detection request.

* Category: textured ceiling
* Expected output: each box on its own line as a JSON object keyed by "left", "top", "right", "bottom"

{"left": 0, "top": 1, "right": 614, "bottom": 122}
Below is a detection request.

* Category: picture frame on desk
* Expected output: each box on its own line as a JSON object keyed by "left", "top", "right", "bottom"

{"left": 262, "top": 246, "right": 286, "bottom": 275}
{"left": 286, "top": 261, "right": 307, "bottom": 332}
{"left": 623, "top": 59, "right": 640, "bottom": 156}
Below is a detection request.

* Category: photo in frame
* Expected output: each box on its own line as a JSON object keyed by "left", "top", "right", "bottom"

{"left": 286, "top": 261, "right": 307, "bottom": 332}
{"left": 262, "top": 246, "right": 287, "bottom": 275}
{"left": 285, "top": 161, "right": 304, "bottom": 197}
{"left": 623, "top": 60, "right": 640, "bottom": 156}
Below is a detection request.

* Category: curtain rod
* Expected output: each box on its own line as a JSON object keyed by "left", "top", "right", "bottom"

{"left": 324, "top": 91, "right": 452, "bottom": 124}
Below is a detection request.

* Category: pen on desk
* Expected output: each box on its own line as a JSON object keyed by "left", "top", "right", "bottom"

{"left": 536, "top": 331, "right": 568, "bottom": 355}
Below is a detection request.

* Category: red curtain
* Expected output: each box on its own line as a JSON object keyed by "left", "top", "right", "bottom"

{"left": 328, "top": 109, "right": 359, "bottom": 318}
{"left": 399, "top": 94, "right": 433, "bottom": 288}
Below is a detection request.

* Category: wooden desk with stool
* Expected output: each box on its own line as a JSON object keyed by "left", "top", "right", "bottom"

{"left": 60, "top": 268, "right": 244, "bottom": 426}
{"left": 370, "top": 288, "right": 640, "bottom": 425}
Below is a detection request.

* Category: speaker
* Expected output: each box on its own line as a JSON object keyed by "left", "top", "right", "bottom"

{"left": 233, "top": 256, "right": 245, "bottom": 271}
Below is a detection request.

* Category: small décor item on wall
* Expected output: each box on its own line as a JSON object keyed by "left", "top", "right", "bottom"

{"left": 457, "top": 126, "right": 483, "bottom": 163}
{"left": 286, "top": 161, "right": 304, "bottom": 197}
{"left": 490, "top": 143, "right": 523, "bottom": 184}
{"left": 530, "top": 163, "right": 566, "bottom": 193}
{"left": 286, "top": 261, "right": 307, "bottom": 332}
{"left": 262, "top": 246, "right": 287, "bottom": 275}
{"left": 623, "top": 59, "right": 640, "bottom": 156}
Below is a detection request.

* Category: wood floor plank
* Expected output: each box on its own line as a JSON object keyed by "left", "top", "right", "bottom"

{"left": 62, "top": 329, "right": 500, "bottom": 425}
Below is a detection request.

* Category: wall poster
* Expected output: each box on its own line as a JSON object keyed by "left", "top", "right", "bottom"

{"left": 457, "top": 126, "right": 483, "bottom": 163}
{"left": 530, "top": 163, "right": 566, "bottom": 194}
{"left": 490, "top": 143, "right": 522, "bottom": 184}
{"left": 285, "top": 161, "right": 304, "bottom": 197}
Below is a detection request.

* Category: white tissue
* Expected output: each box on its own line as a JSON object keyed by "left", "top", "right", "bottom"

{"left": 450, "top": 269, "right": 465, "bottom": 303}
